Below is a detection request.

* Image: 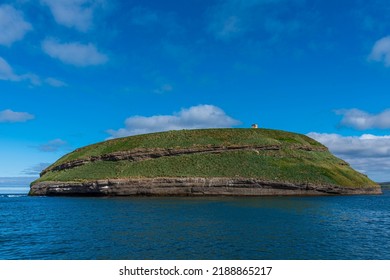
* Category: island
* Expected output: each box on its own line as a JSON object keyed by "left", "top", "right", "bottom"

{"left": 29, "top": 128, "right": 382, "bottom": 196}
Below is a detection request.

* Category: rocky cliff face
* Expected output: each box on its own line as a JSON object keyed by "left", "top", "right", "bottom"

{"left": 29, "top": 177, "right": 381, "bottom": 196}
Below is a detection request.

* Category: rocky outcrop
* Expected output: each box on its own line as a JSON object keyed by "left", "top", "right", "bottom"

{"left": 40, "top": 144, "right": 328, "bottom": 176}
{"left": 29, "top": 177, "right": 381, "bottom": 196}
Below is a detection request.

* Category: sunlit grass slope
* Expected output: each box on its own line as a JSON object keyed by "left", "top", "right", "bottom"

{"left": 34, "top": 128, "right": 376, "bottom": 188}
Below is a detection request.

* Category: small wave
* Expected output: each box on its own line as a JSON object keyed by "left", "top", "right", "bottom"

{"left": 0, "top": 194, "right": 27, "bottom": 198}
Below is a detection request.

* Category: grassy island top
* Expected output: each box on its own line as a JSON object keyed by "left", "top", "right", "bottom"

{"left": 54, "top": 128, "right": 325, "bottom": 164}
{"left": 36, "top": 128, "right": 377, "bottom": 188}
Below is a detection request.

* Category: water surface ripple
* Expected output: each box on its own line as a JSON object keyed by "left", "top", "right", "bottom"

{"left": 0, "top": 189, "right": 389, "bottom": 259}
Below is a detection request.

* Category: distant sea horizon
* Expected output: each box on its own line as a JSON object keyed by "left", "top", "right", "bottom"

{"left": 0, "top": 177, "right": 37, "bottom": 194}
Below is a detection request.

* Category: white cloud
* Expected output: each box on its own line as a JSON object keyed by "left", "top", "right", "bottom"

{"left": 41, "top": 0, "right": 102, "bottom": 32}
{"left": 37, "top": 139, "right": 68, "bottom": 152}
{"left": 368, "top": 36, "right": 390, "bottom": 66}
{"left": 336, "top": 108, "right": 390, "bottom": 130}
{"left": 107, "top": 104, "right": 241, "bottom": 138}
{"left": 0, "top": 57, "right": 20, "bottom": 81}
{"left": 0, "top": 5, "right": 32, "bottom": 46}
{"left": 308, "top": 133, "right": 390, "bottom": 157}
{"left": 42, "top": 38, "right": 108, "bottom": 66}
{"left": 0, "top": 109, "right": 35, "bottom": 123}
{"left": 308, "top": 132, "right": 390, "bottom": 182}
{"left": 0, "top": 57, "right": 41, "bottom": 85}
{"left": 0, "top": 56, "right": 66, "bottom": 87}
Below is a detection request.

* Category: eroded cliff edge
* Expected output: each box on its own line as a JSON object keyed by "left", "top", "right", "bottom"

{"left": 30, "top": 178, "right": 381, "bottom": 196}
{"left": 29, "top": 128, "right": 382, "bottom": 196}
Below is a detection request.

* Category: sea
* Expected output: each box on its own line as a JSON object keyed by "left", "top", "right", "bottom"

{"left": 0, "top": 188, "right": 389, "bottom": 260}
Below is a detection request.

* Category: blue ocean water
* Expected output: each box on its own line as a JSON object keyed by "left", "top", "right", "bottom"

{"left": 0, "top": 189, "right": 389, "bottom": 260}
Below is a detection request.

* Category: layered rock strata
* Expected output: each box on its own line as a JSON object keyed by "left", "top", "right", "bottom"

{"left": 29, "top": 177, "right": 381, "bottom": 196}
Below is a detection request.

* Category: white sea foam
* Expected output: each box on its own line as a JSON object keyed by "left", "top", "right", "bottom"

{"left": 0, "top": 194, "right": 27, "bottom": 198}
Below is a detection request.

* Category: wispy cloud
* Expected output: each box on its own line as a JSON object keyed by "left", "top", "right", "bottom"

{"left": 0, "top": 109, "right": 35, "bottom": 123}
{"left": 0, "top": 4, "right": 32, "bottom": 46}
{"left": 336, "top": 108, "right": 390, "bottom": 130}
{"left": 107, "top": 104, "right": 241, "bottom": 138}
{"left": 368, "top": 36, "right": 390, "bottom": 66}
{"left": 36, "top": 139, "right": 68, "bottom": 152}
{"left": 41, "top": 0, "right": 103, "bottom": 32}
{"left": 22, "top": 163, "right": 51, "bottom": 176}
{"left": 0, "top": 58, "right": 40, "bottom": 84}
{"left": 42, "top": 38, "right": 108, "bottom": 66}
{"left": 0, "top": 57, "right": 20, "bottom": 81}
{"left": 45, "top": 77, "right": 68, "bottom": 87}
{"left": 308, "top": 132, "right": 390, "bottom": 182}
{"left": 0, "top": 56, "right": 66, "bottom": 87}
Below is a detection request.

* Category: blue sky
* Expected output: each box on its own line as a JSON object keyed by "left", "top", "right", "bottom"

{"left": 1, "top": 0, "right": 390, "bottom": 192}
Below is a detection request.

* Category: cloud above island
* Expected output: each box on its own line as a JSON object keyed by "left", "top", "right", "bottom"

{"left": 107, "top": 104, "right": 241, "bottom": 138}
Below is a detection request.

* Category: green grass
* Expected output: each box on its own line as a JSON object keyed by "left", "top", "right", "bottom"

{"left": 34, "top": 128, "right": 377, "bottom": 188}
{"left": 36, "top": 149, "right": 375, "bottom": 187}
{"left": 51, "top": 128, "right": 326, "bottom": 168}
